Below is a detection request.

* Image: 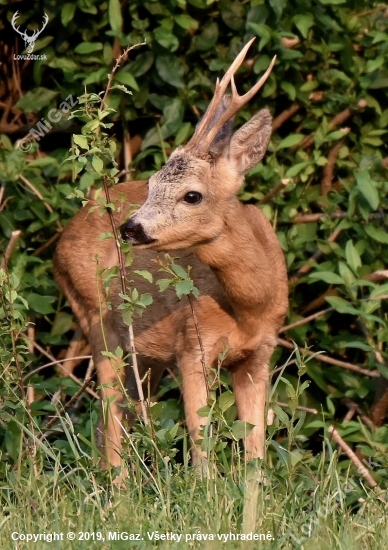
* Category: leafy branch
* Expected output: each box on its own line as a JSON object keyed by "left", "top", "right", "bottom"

{"left": 67, "top": 42, "right": 149, "bottom": 425}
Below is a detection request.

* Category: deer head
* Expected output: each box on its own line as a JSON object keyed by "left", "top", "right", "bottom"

{"left": 121, "top": 39, "right": 275, "bottom": 250}
{"left": 11, "top": 11, "right": 49, "bottom": 54}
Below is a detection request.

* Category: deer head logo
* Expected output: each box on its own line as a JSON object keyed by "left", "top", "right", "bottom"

{"left": 11, "top": 11, "right": 49, "bottom": 54}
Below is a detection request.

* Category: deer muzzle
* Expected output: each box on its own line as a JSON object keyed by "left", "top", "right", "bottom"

{"left": 120, "top": 217, "right": 156, "bottom": 245}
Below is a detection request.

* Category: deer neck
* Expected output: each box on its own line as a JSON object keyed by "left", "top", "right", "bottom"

{"left": 194, "top": 198, "right": 274, "bottom": 336}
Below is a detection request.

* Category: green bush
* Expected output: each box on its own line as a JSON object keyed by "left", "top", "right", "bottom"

{"left": 0, "top": 0, "right": 387, "bottom": 525}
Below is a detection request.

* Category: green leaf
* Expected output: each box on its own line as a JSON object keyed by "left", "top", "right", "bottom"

{"left": 281, "top": 81, "right": 296, "bottom": 100}
{"left": 338, "top": 261, "right": 355, "bottom": 286}
{"left": 171, "top": 263, "right": 188, "bottom": 279}
{"left": 175, "top": 280, "right": 194, "bottom": 300}
{"left": 156, "top": 55, "right": 185, "bottom": 88}
{"left": 139, "top": 293, "right": 153, "bottom": 307}
{"left": 157, "top": 278, "right": 173, "bottom": 292}
{"left": 325, "top": 296, "right": 358, "bottom": 315}
{"left": 364, "top": 225, "right": 388, "bottom": 245}
{"left": 51, "top": 312, "right": 73, "bottom": 336}
{"left": 74, "top": 42, "right": 103, "bottom": 54}
{"left": 133, "top": 270, "right": 153, "bottom": 283}
{"left": 308, "top": 272, "right": 345, "bottom": 285}
{"left": 27, "top": 293, "right": 56, "bottom": 314}
{"left": 286, "top": 162, "right": 310, "bottom": 178}
{"left": 278, "top": 134, "right": 304, "bottom": 149}
{"left": 325, "top": 129, "right": 348, "bottom": 141}
{"left": 192, "top": 22, "right": 219, "bottom": 51}
{"left": 109, "top": 0, "right": 123, "bottom": 33}
{"left": 61, "top": 3, "right": 76, "bottom": 26}
{"left": 269, "top": 0, "right": 287, "bottom": 19}
{"left": 355, "top": 170, "right": 379, "bottom": 210}
{"left": 175, "top": 14, "right": 198, "bottom": 30}
{"left": 73, "top": 134, "right": 89, "bottom": 150}
{"left": 345, "top": 240, "right": 361, "bottom": 274}
{"left": 110, "top": 84, "right": 132, "bottom": 96}
{"left": 114, "top": 71, "right": 139, "bottom": 91}
{"left": 230, "top": 420, "right": 255, "bottom": 440}
{"left": 154, "top": 27, "right": 179, "bottom": 52}
{"left": 15, "top": 88, "right": 58, "bottom": 112}
{"left": 293, "top": 14, "right": 314, "bottom": 38}
{"left": 218, "top": 391, "right": 235, "bottom": 413}
{"left": 92, "top": 156, "right": 104, "bottom": 174}
{"left": 318, "top": 0, "right": 346, "bottom": 5}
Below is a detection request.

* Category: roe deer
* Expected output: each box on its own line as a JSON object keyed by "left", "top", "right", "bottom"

{"left": 54, "top": 39, "right": 288, "bottom": 469}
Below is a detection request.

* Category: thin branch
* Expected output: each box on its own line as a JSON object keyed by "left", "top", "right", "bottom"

{"left": 258, "top": 179, "right": 290, "bottom": 205}
{"left": 102, "top": 178, "right": 148, "bottom": 425}
{"left": 301, "top": 289, "right": 336, "bottom": 315}
{"left": 101, "top": 42, "right": 146, "bottom": 107}
{"left": 272, "top": 104, "right": 300, "bottom": 131}
{"left": 0, "top": 196, "right": 12, "bottom": 215}
{"left": 61, "top": 325, "right": 90, "bottom": 376}
{"left": 321, "top": 140, "right": 344, "bottom": 196}
{"left": 280, "top": 307, "right": 333, "bottom": 333}
{"left": 289, "top": 226, "right": 342, "bottom": 284}
{"left": 365, "top": 270, "right": 388, "bottom": 283}
{"left": 123, "top": 127, "right": 132, "bottom": 181}
{"left": 188, "top": 295, "right": 209, "bottom": 398}
{"left": 19, "top": 174, "right": 63, "bottom": 231}
{"left": 276, "top": 401, "right": 318, "bottom": 415}
{"left": 43, "top": 376, "right": 94, "bottom": 432}
{"left": 342, "top": 398, "right": 375, "bottom": 429}
{"left": 32, "top": 233, "right": 60, "bottom": 257}
{"left": 1, "top": 230, "right": 21, "bottom": 268}
{"left": 277, "top": 337, "right": 380, "bottom": 378}
{"left": 370, "top": 378, "right": 388, "bottom": 427}
{"left": 271, "top": 359, "right": 297, "bottom": 376}
{"left": 328, "top": 426, "right": 383, "bottom": 494}
{"left": 0, "top": 182, "right": 5, "bottom": 206}
{"left": 97, "top": 42, "right": 148, "bottom": 426}
{"left": 29, "top": 341, "right": 99, "bottom": 399}
{"left": 288, "top": 211, "right": 385, "bottom": 224}
{"left": 295, "top": 100, "right": 367, "bottom": 151}
{"left": 357, "top": 5, "right": 388, "bottom": 17}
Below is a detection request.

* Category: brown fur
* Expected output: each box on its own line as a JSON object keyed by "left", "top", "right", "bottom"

{"left": 54, "top": 49, "right": 289, "bottom": 469}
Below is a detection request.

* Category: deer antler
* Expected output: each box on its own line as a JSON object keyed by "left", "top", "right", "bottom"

{"left": 28, "top": 13, "right": 49, "bottom": 40}
{"left": 11, "top": 11, "right": 49, "bottom": 41}
{"left": 39, "top": 13, "right": 49, "bottom": 35}
{"left": 11, "top": 11, "right": 26, "bottom": 38}
{"left": 186, "top": 38, "right": 276, "bottom": 154}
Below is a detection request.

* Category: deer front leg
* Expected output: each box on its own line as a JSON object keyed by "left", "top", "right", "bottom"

{"left": 179, "top": 353, "right": 209, "bottom": 469}
{"left": 232, "top": 356, "right": 269, "bottom": 460}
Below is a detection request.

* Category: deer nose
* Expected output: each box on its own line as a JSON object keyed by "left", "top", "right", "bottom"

{"left": 120, "top": 218, "right": 152, "bottom": 244}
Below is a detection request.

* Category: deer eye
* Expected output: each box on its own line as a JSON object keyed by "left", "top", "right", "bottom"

{"left": 183, "top": 191, "right": 202, "bottom": 204}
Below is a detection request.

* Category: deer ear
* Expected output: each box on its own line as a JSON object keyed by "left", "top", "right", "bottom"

{"left": 204, "top": 95, "right": 234, "bottom": 156}
{"left": 228, "top": 108, "right": 272, "bottom": 175}
{"left": 209, "top": 117, "right": 234, "bottom": 156}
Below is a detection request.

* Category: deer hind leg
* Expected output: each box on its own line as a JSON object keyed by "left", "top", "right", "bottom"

{"left": 60, "top": 325, "right": 90, "bottom": 377}
{"left": 231, "top": 349, "right": 271, "bottom": 460}
{"left": 89, "top": 315, "right": 126, "bottom": 468}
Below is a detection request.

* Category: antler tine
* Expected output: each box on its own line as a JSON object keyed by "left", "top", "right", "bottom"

{"left": 42, "top": 13, "right": 49, "bottom": 29}
{"left": 186, "top": 39, "right": 276, "bottom": 154}
{"left": 11, "top": 11, "right": 24, "bottom": 36}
